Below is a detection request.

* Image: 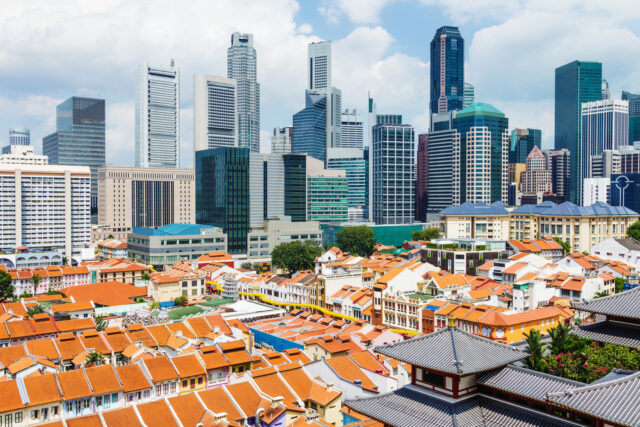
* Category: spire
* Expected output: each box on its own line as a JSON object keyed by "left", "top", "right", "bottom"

{"left": 527, "top": 145, "right": 545, "bottom": 159}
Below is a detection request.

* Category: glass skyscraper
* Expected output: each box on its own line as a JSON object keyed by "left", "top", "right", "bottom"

{"left": 509, "top": 128, "right": 542, "bottom": 164}
{"left": 327, "top": 147, "right": 367, "bottom": 214}
{"left": 554, "top": 60, "right": 602, "bottom": 204}
{"left": 340, "top": 110, "right": 363, "bottom": 149}
{"left": 427, "top": 111, "right": 457, "bottom": 213}
{"left": 228, "top": 33, "right": 260, "bottom": 153}
{"left": 622, "top": 91, "right": 640, "bottom": 144}
{"left": 430, "top": 26, "right": 464, "bottom": 115}
{"left": 293, "top": 90, "right": 328, "bottom": 162}
{"left": 43, "top": 97, "right": 106, "bottom": 211}
{"left": 463, "top": 82, "right": 475, "bottom": 108}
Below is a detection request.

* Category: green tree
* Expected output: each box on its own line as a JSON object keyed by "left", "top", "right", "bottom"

{"left": 149, "top": 301, "right": 160, "bottom": 310}
{"left": 547, "top": 323, "right": 571, "bottom": 355}
{"left": 593, "top": 291, "right": 610, "bottom": 299}
{"left": 140, "top": 272, "right": 150, "bottom": 281}
{"left": 626, "top": 221, "right": 640, "bottom": 241}
{"left": 615, "top": 278, "right": 626, "bottom": 293}
{"left": 271, "top": 240, "right": 322, "bottom": 275}
{"left": 174, "top": 295, "right": 187, "bottom": 306}
{"left": 47, "top": 290, "right": 66, "bottom": 297}
{"left": 0, "top": 270, "right": 14, "bottom": 301}
{"left": 29, "top": 273, "right": 42, "bottom": 296}
{"left": 25, "top": 304, "right": 46, "bottom": 318}
{"left": 524, "top": 329, "right": 545, "bottom": 371}
{"left": 93, "top": 314, "right": 108, "bottom": 332}
{"left": 85, "top": 351, "right": 106, "bottom": 366}
{"left": 106, "top": 234, "right": 114, "bottom": 239}
{"left": 411, "top": 228, "right": 440, "bottom": 241}
{"left": 241, "top": 262, "right": 253, "bottom": 270}
{"left": 553, "top": 237, "right": 571, "bottom": 256}
{"left": 61, "top": 256, "right": 68, "bottom": 265}
{"left": 336, "top": 226, "right": 377, "bottom": 257}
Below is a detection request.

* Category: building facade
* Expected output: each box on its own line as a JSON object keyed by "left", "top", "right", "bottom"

{"left": 135, "top": 61, "right": 180, "bottom": 168}
{"left": 42, "top": 97, "right": 106, "bottom": 211}
{"left": 583, "top": 177, "right": 610, "bottom": 205}
{"left": 247, "top": 220, "right": 322, "bottom": 259}
{"left": 520, "top": 146, "right": 551, "bottom": 194}
{"left": 97, "top": 166, "right": 195, "bottom": 239}
{"left": 193, "top": 74, "right": 238, "bottom": 151}
{"left": 430, "top": 26, "right": 464, "bottom": 115}
{"left": 622, "top": 91, "right": 640, "bottom": 144}
{"left": 306, "top": 157, "right": 348, "bottom": 223}
{"left": 427, "top": 111, "right": 457, "bottom": 213}
{"left": 554, "top": 60, "right": 603, "bottom": 204}
{"left": 372, "top": 115, "right": 415, "bottom": 224}
{"left": 542, "top": 148, "right": 571, "bottom": 202}
{"left": 415, "top": 134, "right": 428, "bottom": 222}
{"left": 0, "top": 164, "right": 90, "bottom": 262}
{"left": 611, "top": 173, "right": 640, "bottom": 214}
{"left": 271, "top": 127, "right": 292, "bottom": 154}
{"left": 3, "top": 127, "right": 30, "bottom": 154}
{"left": 509, "top": 128, "right": 541, "bottom": 164}
{"left": 326, "top": 147, "right": 367, "bottom": 217}
{"left": 340, "top": 110, "right": 363, "bottom": 149}
{"left": 228, "top": 32, "right": 260, "bottom": 153}
{"left": 463, "top": 82, "right": 474, "bottom": 108}
{"left": 0, "top": 145, "right": 48, "bottom": 165}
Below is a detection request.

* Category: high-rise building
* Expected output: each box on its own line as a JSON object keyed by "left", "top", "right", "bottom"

{"left": 327, "top": 147, "right": 367, "bottom": 216}
{"left": 306, "top": 157, "right": 348, "bottom": 224}
{"left": 581, "top": 99, "right": 628, "bottom": 183}
{"left": 583, "top": 177, "right": 610, "bottom": 205}
{"left": 372, "top": 115, "right": 415, "bottom": 224}
{"left": 135, "top": 61, "right": 180, "bottom": 168}
{"left": 430, "top": 26, "right": 464, "bottom": 115}
{"left": 542, "top": 149, "right": 571, "bottom": 202}
{"left": 193, "top": 74, "right": 238, "bottom": 151}
{"left": 271, "top": 127, "right": 293, "bottom": 154}
{"left": 309, "top": 41, "right": 332, "bottom": 92}
{"left": 293, "top": 89, "right": 342, "bottom": 163}
{"left": 463, "top": 82, "right": 474, "bottom": 108}
{"left": 228, "top": 32, "right": 260, "bottom": 153}
{"left": 611, "top": 173, "right": 640, "bottom": 213}
{"left": 452, "top": 103, "right": 509, "bottom": 204}
{"left": 340, "top": 110, "right": 363, "bottom": 149}
{"left": 601, "top": 79, "right": 610, "bottom": 100}
{"left": 415, "top": 134, "right": 428, "bottom": 222}
{"left": 554, "top": 60, "right": 602, "bottom": 204}
{"left": 622, "top": 91, "right": 640, "bottom": 144}
{"left": 509, "top": 128, "right": 541, "bottom": 164}
{"left": 97, "top": 166, "right": 195, "bottom": 239}
{"left": 3, "top": 127, "right": 30, "bottom": 154}
{"left": 520, "top": 146, "right": 551, "bottom": 195}
{"left": 590, "top": 150, "right": 621, "bottom": 178}
{"left": 427, "top": 111, "right": 457, "bottom": 213}
{"left": 367, "top": 96, "right": 377, "bottom": 221}
{"left": 43, "top": 97, "right": 106, "bottom": 211}
{"left": 0, "top": 164, "right": 90, "bottom": 262}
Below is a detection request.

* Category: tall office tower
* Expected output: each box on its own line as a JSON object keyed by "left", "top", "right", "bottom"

{"left": 309, "top": 41, "right": 332, "bottom": 91}
{"left": 583, "top": 178, "right": 610, "bottom": 205}
{"left": 542, "top": 148, "right": 571, "bottom": 202}
{"left": 430, "top": 26, "right": 464, "bottom": 115}
{"left": 509, "top": 128, "right": 542, "bottom": 164}
{"left": 43, "top": 97, "right": 106, "bottom": 212}
{"left": 452, "top": 103, "right": 509, "bottom": 205}
{"left": 367, "top": 95, "right": 377, "bottom": 221}
{"left": 554, "top": 60, "right": 602, "bottom": 204}
{"left": 619, "top": 143, "right": 640, "bottom": 173}
{"left": 372, "top": 115, "right": 415, "bottom": 224}
{"left": 0, "top": 164, "right": 90, "bottom": 262}
{"left": 135, "top": 61, "right": 180, "bottom": 168}
{"left": 520, "top": 146, "right": 552, "bottom": 194}
{"left": 581, "top": 99, "right": 628, "bottom": 183}
{"left": 463, "top": 83, "right": 475, "bottom": 108}
{"left": 97, "top": 166, "right": 195, "bottom": 238}
{"left": 622, "top": 91, "right": 640, "bottom": 144}
{"left": 3, "top": 127, "right": 30, "bottom": 154}
{"left": 271, "top": 127, "right": 293, "bottom": 154}
{"left": 228, "top": 33, "right": 260, "bottom": 153}
{"left": 340, "top": 110, "right": 364, "bottom": 149}
{"left": 602, "top": 79, "right": 610, "bottom": 100}
{"left": 292, "top": 88, "right": 342, "bottom": 163}
{"left": 193, "top": 74, "right": 238, "bottom": 151}
{"left": 427, "top": 111, "right": 457, "bottom": 213}
{"left": 415, "top": 134, "right": 429, "bottom": 222}
{"left": 327, "top": 147, "right": 367, "bottom": 220}
{"left": 590, "top": 150, "right": 621, "bottom": 178}
{"left": 306, "top": 157, "right": 348, "bottom": 224}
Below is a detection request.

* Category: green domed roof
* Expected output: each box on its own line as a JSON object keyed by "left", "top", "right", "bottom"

{"left": 456, "top": 102, "right": 505, "bottom": 118}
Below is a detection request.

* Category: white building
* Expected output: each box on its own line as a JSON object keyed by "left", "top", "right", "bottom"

{"left": 0, "top": 164, "right": 91, "bottom": 263}
{"left": 583, "top": 177, "right": 610, "bottom": 205}
{"left": 135, "top": 61, "right": 180, "bottom": 168}
{"left": 228, "top": 32, "right": 260, "bottom": 153}
{"left": 340, "top": 109, "right": 363, "bottom": 149}
{"left": 591, "top": 238, "right": 640, "bottom": 269}
{"left": 308, "top": 41, "right": 332, "bottom": 92}
{"left": 271, "top": 127, "right": 292, "bottom": 154}
{"left": 3, "top": 127, "right": 30, "bottom": 154}
{"left": 194, "top": 74, "right": 238, "bottom": 151}
{"left": 0, "top": 145, "right": 48, "bottom": 165}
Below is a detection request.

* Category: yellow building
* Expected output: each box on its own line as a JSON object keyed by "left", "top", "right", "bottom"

{"left": 172, "top": 354, "right": 207, "bottom": 394}
{"left": 477, "top": 306, "right": 572, "bottom": 344}
{"left": 438, "top": 203, "right": 511, "bottom": 240}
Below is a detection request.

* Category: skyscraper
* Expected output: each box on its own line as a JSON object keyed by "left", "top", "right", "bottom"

{"left": 452, "top": 103, "right": 509, "bottom": 204}
{"left": 520, "top": 146, "right": 551, "bottom": 195}
{"left": 271, "top": 127, "right": 293, "bottom": 154}
{"left": 309, "top": 41, "right": 332, "bottom": 91}
{"left": 622, "top": 91, "right": 640, "bottom": 144}
{"left": 228, "top": 33, "right": 260, "bottom": 153}
{"left": 509, "top": 128, "right": 542, "bottom": 164}
{"left": 372, "top": 115, "right": 415, "bottom": 224}
{"left": 293, "top": 91, "right": 328, "bottom": 162}
{"left": 327, "top": 147, "right": 368, "bottom": 220}
{"left": 43, "top": 97, "right": 106, "bottom": 211}
{"left": 463, "top": 82, "right": 475, "bottom": 108}
{"left": 427, "top": 111, "right": 457, "bottom": 213}
{"left": 3, "top": 127, "right": 30, "bottom": 154}
{"left": 415, "top": 134, "right": 428, "bottom": 222}
{"left": 430, "top": 26, "right": 464, "bottom": 115}
{"left": 581, "top": 99, "right": 629, "bottom": 183}
{"left": 340, "top": 110, "right": 363, "bottom": 149}
{"left": 601, "top": 79, "right": 610, "bottom": 100}
{"left": 135, "top": 61, "right": 180, "bottom": 168}
{"left": 193, "top": 74, "right": 238, "bottom": 151}
{"left": 554, "top": 60, "right": 602, "bottom": 204}
{"left": 306, "top": 157, "right": 348, "bottom": 224}
{"left": 542, "top": 148, "right": 571, "bottom": 202}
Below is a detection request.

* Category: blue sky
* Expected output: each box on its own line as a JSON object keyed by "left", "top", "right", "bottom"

{"left": 0, "top": 0, "right": 639, "bottom": 167}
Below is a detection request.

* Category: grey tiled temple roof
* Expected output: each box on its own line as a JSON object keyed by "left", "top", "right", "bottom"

{"left": 374, "top": 327, "right": 528, "bottom": 375}
{"left": 344, "top": 385, "right": 576, "bottom": 427}
{"left": 572, "top": 287, "right": 640, "bottom": 321}
{"left": 477, "top": 365, "right": 584, "bottom": 402}
{"left": 547, "top": 371, "right": 640, "bottom": 426}
{"left": 572, "top": 320, "right": 640, "bottom": 348}
{"left": 592, "top": 369, "right": 637, "bottom": 385}
{"left": 614, "top": 238, "right": 640, "bottom": 251}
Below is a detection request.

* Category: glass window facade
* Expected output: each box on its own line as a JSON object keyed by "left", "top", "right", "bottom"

{"left": 307, "top": 175, "right": 348, "bottom": 223}
{"left": 430, "top": 26, "right": 464, "bottom": 114}
{"left": 283, "top": 154, "right": 307, "bottom": 221}
{"left": 509, "top": 128, "right": 541, "bottom": 164}
{"left": 292, "top": 91, "right": 327, "bottom": 163}
{"left": 132, "top": 180, "right": 174, "bottom": 227}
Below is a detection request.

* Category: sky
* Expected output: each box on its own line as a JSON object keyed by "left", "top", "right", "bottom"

{"left": 1, "top": 0, "right": 639, "bottom": 168}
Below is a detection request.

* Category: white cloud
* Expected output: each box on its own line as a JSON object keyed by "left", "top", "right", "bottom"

{"left": 322, "top": 0, "right": 394, "bottom": 24}
{"left": 105, "top": 101, "right": 134, "bottom": 165}
{"left": 0, "top": 95, "right": 61, "bottom": 151}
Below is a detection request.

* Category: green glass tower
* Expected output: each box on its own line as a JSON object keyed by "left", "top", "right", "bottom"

{"left": 622, "top": 91, "right": 640, "bottom": 145}
{"left": 554, "top": 61, "right": 602, "bottom": 204}
{"left": 307, "top": 175, "right": 348, "bottom": 223}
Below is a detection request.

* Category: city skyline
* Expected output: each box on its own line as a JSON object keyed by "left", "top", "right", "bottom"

{"left": 1, "top": 1, "right": 639, "bottom": 168}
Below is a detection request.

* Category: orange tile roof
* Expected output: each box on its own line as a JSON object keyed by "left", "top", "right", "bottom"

{"left": 480, "top": 306, "right": 562, "bottom": 327}
{"left": 467, "top": 289, "right": 492, "bottom": 299}
{"left": 198, "top": 387, "right": 245, "bottom": 422}
{"left": 561, "top": 277, "right": 586, "bottom": 291}
{"left": 0, "top": 344, "right": 27, "bottom": 367}
{"left": 85, "top": 365, "right": 123, "bottom": 395}
{"left": 225, "top": 381, "right": 267, "bottom": 416}
{"left": 103, "top": 329, "right": 132, "bottom": 353}
{"left": 56, "top": 369, "right": 93, "bottom": 400}
{"left": 168, "top": 393, "right": 208, "bottom": 427}
{"left": 477, "top": 260, "right": 494, "bottom": 270}
{"left": 568, "top": 254, "right": 596, "bottom": 270}
{"left": 140, "top": 355, "right": 179, "bottom": 382}
{"left": 66, "top": 414, "right": 102, "bottom": 427}
{"left": 204, "top": 314, "right": 233, "bottom": 336}
{"left": 172, "top": 354, "right": 206, "bottom": 378}
{"left": 199, "top": 347, "right": 230, "bottom": 370}
{"left": 598, "top": 272, "right": 616, "bottom": 281}
{"left": 326, "top": 356, "right": 378, "bottom": 392}
{"left": 60, "top": 281, "right": 147, "bottom": 306}
{"left": 136, "top": 400, "right": 180, "bottom": 427}
{"left": 116, "top": 364, "right": 151, "bottom": 392}
{"left": 501, "top": 262, "right": 528, "bottom": 275}
{"left": 100, "top": 406, "right": 141, "bottom": 427}
{"left": 80, "top": 330, "right": 111, "bottom": 355}
{"left": 54, "top": 334, "right": 86, "bottom": 361}
{"left": 517, "top": 272, "right": 539, "bottom": 282}
{"left": 51, "top": 301, "right": 94, "bottom": 313}
{"left": 350, "top": 350, "right": 390, "bottom": 375}
{"left": 279, "top": 366, "right": 341, "bottom": 406}
{"left": 24, "top": 374, "right": 61, "bottom": 406}
{"left": 56, "top": 317, "right": 96, "bottom": 332}
{"left": 251, "top": 371, "right": 304, "bottom": 412}
{"left": 165, "top": 323, "right": 195, "bottom": 339}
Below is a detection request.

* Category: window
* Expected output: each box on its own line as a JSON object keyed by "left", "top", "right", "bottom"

{"left": 170, "top": 382, "right": 176, "bottom": 393}
{"left": 66, "top": 402, "right": 73, "bottom": 412}
{"left": 15, "top": 413, "right": 22, "bottom": 423}
{"left": 104, "top": 395, "right": 110, "bottom": 409}
{"left": 143, "top": 390, "right": 150, "bottom": 398}
{"left": 112, "top": 393, "right": 118, "bottom": 403}
{"left": 156, "top": 385, "right": 162, "bottom": 396}
{"left": 52, "top": 406, "right": 59, "bottom": 416}
{"left": 96, "top": 396, "right": 102, "bottom": 406}
{"left": 198, "top": 376, "right": 203, "bottom": 384}
{"left": 31, "top": 410, "right": 39, "bottom": 420}
{"left": 163, "top": 383, "right": 169, "bottom": 394}
{"left": 190, "top": 378, "right": 196, "bottom": 389}
{"left": 182, "top": 380, "right": 188, "bottom": 388}
{"left": 421, "top": 371, "right": 446, "bottom": 388}
{"left": 4, "top": 414, "right": 11, "bottom": 426}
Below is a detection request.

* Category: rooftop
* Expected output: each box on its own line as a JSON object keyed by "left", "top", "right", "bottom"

{"left": 131, "top": 223, "right": 217, "bottom": 237}
{"left": 456, "top": 102, "right": 505, "bottom": 118}
{"left": 438, "top": 201, "right": 509, "bottom": 216}
{"left": 572, "top": 286, "right": 640, "bottom": 321}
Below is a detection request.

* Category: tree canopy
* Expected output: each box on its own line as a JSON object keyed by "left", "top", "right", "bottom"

{"left": 271, "top": 240, "right": 322, "bottom": 275}
{"left": 411, "top": 228, "right": 440, "bottom": 241}
{"left": 627, "top": 221, "right": 640, "bottom": 241}
{"left": 0, "top": 270, "right": 14, "bottom": 301}
{"left": 553, "top": 237, "right": 571, "bottom": 255}
{"left": 336, "top": 226, "right": 377, "bottom": 257}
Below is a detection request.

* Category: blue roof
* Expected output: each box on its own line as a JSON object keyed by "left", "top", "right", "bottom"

{"left": 438, "top": 201, "right": 509, "bottom": 216}
{"left": 513, "top": 201, "right": 637, "bottom": 217}
{"left": 131, "top": 223, "right": 215, "bottom": 236}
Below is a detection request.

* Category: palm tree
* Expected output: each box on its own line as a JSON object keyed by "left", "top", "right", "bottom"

{"left": 93, "top": 314, "right": 108, "bottom": 332}
{"left": 29, "top": 274, "right": 42, "bottom": 296}
{"left": 524, "top": 329, "right": 544, "bottom": 371}
{"left": 140, "top": 272, "right": 150, "bottom": 281}
{"left": 25, "top": 304, "right": 45, "bottom": 318}
{"left": 548, "top": 323, "right": 571, "bottom": 355}
{"left": 84, "top": 351, "right": 106, "bottom": 366}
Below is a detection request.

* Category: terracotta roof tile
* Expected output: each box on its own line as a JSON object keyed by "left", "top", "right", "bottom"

{"left": 66, "top": 414, "right": 102, "bottom": 427}
{"left": 172, "top": 354, "right": 206, "bottom": 378}
{"left": 56, "top": 369, "right": 93, "bottom": 400}
{"left": 60, "top": 281, "right": 147, "bottom": 306}
{"left": 197, "top": 387, "right": 245, "bottom": 422}
{"left": 167, "top": 393, "right": 206, "bottom": 427}
{"left": 136, "top": 399, "right": 180, "bottom": 427}
{"left": 100, "top": 406, "right": 142, "bottom": 427}
{"left": 115, "top": 364, "right": 151, "bottom": 393}
{"left": 85, "top": 364, "right": 123, "bottom": 395}
{"left": 140, "top": 355, "right": 179, "bottom": 382}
